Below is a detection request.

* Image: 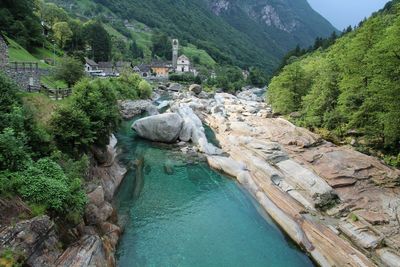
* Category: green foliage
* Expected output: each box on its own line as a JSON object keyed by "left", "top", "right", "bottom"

{"left": 169, "top": 73, "right": 197, "bottom": 83}
{"left": 247, "top": 67, "right": 268, "bottom": 87}
{"left": 40, "top": 2, "right": 69, "bottom": 26}
{"left": 129, "top": 41, "right": 143, "bottom": 59}
{"left": 51, "top": 106, "right": 94, "bottom": 156}
{"left": 84, "top": 20, "right": 112, "bottom": 62}
{"left": 209, "top": 66, "right": 245, "bottom": 92}
{"left": 151, "top": 32, "right": 172, "bottom": 60}
{"left": 54, "top": 56, "right": 85, "bottom": 87}
{"left": 53, "top": 22, "right": 73, "bottom": 48}
{"left": 268, "top": 2, "right": 400, "bottom": 161}
{"left": 0, "top": 0, "right": 44, "bottom": 49}
{"left": 13, "top": 158, "right": 86, "bottom": 213}
{"left": 0, "top": 128, "right": 30, "bottom": 172}
{"left": 138, "top": 80, "right": 152, "bottom": 99}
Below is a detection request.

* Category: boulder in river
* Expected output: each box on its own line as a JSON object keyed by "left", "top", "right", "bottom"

{"left": 132, "top": 113, "right": 184, "bottom": 143}
{"left": 168, "top": 83, "right": 182, "bottom": 92}
{"left": 189, "top": 84, "right": 202, "bottom": 94}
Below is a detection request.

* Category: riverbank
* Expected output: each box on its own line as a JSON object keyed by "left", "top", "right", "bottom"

{"left": 140, "top": 87, "right": 400, "bottom": 267}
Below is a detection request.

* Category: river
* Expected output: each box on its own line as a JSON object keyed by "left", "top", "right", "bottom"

{"left": 114, "top": 117, "right": 314, "bottom": 267}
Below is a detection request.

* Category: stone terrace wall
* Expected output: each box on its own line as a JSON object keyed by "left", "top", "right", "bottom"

{"left": 5, "top": 62, "right": 41, "bottom": 90}
{"left": 0, "top": 34, "right": 9, "bottom": 70}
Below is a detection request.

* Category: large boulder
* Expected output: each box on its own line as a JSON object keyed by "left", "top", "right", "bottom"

{"left": 118, "top": 100, "right": 153, "bottom": 119}
{"left": 189, "top": 84, "right": 202, "bottom": 94}
{"left": 168, "top": 83, "right": 182, "bottom": 92}
{"left": 132, "top": 113, "right": 184, "bottom": 143}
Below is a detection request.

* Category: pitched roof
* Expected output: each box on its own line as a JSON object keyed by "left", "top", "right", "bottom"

{"left": 115, "top": 61, "right": 131, "bottom": 68}
{"left": 135, "top": 64, "right": 151, "bottom": 72}
{"left": 85, "top": 57, "right": 98, "bottom": 66}
{"left": 150, "top": 60, "right": 171, "bottom": 68}
{"left": 98, "top": 62, "right": 113, "bottom": 68}
{"left": 178, "top": 54, "right": 189, "bottom": 61}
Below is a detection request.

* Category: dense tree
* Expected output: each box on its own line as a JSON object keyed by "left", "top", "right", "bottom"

{"left": 247, "top": 67, "right": 268, "bottom": 87}
{"left": 54, "top": 56, "right": 84, "bottom": 88}
{"left": 84, "top": 21, "right": 112, "bottom": 62}
{"left": 53, "top": 22, "right": 73, "bottom": 48}
{"left": 130, "top": 41, "right": 143, "bottom": 59}
{"left": 151, "top": 32, "right": 172, "bottom": 60}
{"left": 267, "top": 1, "right": 400, "bottom": 164}
{"left": 0, "top": 0, "right": 44, "bottom": 49}
{"left": 40, "top": 2, "right": 68, "bottom": 27}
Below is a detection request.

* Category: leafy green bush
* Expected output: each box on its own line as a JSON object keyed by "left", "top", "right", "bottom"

{"left": 138, "top": 80, "right": 152, "bottom": 99}
{"left": 72, "top": 78, "right": 120, "bottom": 148}
{"left": 13, "top": 158, "right": 86, "bottom": 213}
{"left": 169, "top": 73, "right": 196, "bottom": 83}
{"left": 51, "top": 106, "right": 94, "bottom": 156}
{"left": 0, "top": 128, "right": 30, "bottom": 171}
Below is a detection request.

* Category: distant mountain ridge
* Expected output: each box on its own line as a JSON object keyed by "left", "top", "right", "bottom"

{"left": 91, "top": 0, "right": 336, "bottom": 72}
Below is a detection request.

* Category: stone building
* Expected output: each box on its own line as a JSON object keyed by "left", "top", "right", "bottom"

{"left": 0, "top": 33, "right": 9, "bottom": 70}
{"left": 176, "top": 55, "right": 190, "bottom": 73}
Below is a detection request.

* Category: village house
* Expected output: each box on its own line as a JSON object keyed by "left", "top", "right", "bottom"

{"left": 133, "top": 64, "right": 151, "bottom": 77}
{"left": 84, "top": 58, "right": 133, "bottom": 77}
{"left": 150, "top": 61, "right": 171, "bottom": 78}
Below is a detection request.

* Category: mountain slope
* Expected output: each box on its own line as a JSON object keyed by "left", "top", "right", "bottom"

{"left": 90, "top": 0, "right": 336, "bottom": 73}
{"left": 268, "top": 0, "right": 400, "bottom": 163}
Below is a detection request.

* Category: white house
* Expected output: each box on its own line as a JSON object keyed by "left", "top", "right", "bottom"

{"left": 176, "top": 55, "right": 190, "bottom": 73}
{"left": 84, "top": 57, "right": 99, "bottom": 73}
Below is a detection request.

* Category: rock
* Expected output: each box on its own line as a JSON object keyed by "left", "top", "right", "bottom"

{"left": 376, "top": 248, "right": 400, "bottom": 267}
{"left": 168, "top": 83, "right": 182, "bottom": 92}
{"left": 354, "top": 210, "right": 390, "bottom": 225}
{"left": 338, "top": 219, "right": 382, "bottom": 249}
{"left": 207, "top": 156, "right": 246, "bottom": 178}
{"left": 146, "top": 104, "right": 159, "bottom": 116}
{"left": 157, "top": 100, "right": 171, "bottom": 110}
{"left": 270, "top": 159, "right": 338, "bottom": 210}
{"left": 175, "top": 105, "right": 222, "bottom": 154}
{"left": 132, "top": 113, "right": 184, "bottom": 143}
{"left": 87, "top": 186, "right": 104, "bottom": 207}
{"left": 55, "top": 235, "right": 107, "bottom": 267}
{"left": 85, "top": 202, "right": 113, "bottom": 225}
{"left": 189, "top": 84, "right": 202, "bottom": 94}
{"left": 0, "top": 215, "right": 61, "bottom": 267}
{"left": 118, "top": 100, "right": 152, "bottom": 119}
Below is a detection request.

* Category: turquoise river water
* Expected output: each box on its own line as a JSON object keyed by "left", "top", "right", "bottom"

{"left": 115, "top": 118, "right": 314, "bottom": 267}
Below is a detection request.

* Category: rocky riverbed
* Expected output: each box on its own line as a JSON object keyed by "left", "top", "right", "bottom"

{"left": 122, "top": 85, "right": 400, "bottom": 267}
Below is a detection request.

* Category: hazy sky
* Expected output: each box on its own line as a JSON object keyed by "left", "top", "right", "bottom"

{"left": 307, "top": 0, "right": 389, "bottom": 30}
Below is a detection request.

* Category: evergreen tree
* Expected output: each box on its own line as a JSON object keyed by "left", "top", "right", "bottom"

{"left": 84, "top": 21, "right": 112, "bottom": 62}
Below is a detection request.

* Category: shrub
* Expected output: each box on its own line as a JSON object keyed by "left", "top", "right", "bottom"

{"left": 0, "top": 128, "right": 30, "bottom": 171}
{"left": 51, "top": 106, "right": 94, "bottom": 156}
{"left": 138, "top": 80, "right": 152, "bottom": 99}
{"left": 13, "top": 158, "right": 86, "bottom": 213}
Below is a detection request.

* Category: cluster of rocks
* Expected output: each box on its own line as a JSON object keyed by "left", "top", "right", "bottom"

{"left": 153, "top": 88, "right": 400, "bottom": 267}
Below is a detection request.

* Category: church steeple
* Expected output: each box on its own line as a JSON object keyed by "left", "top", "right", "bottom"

{"left": 172, "top": 39, "right": 179, "bottom": 69}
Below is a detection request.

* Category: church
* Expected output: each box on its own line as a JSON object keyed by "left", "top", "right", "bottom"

{"left": 172, "top": 39, "right": 197, "bottom": 75}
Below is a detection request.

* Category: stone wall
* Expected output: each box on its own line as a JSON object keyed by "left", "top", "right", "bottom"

{"left": 5, "top": 62, "right": 41, "bottom": 90}
{"left": 0, "top": 34, "right": 9, "bottom": 70}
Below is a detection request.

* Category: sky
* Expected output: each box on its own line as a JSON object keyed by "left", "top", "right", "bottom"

{"left": 307, "top": 0, "right": 389, "bottom": 30}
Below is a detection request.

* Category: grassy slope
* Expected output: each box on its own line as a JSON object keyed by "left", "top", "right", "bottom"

{"left": 6, "top": 38, "right": 51, "bottom": 68}
{"left": 6, "top": 36, "right": 68, "bottom": 88}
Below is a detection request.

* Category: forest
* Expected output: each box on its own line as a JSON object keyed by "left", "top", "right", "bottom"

{"left": 268, "top": 0, "right": 400, "bottom": 166}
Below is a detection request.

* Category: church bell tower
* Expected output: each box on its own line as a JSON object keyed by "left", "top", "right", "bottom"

{"left": 172, "top": 39, "right": 179, "bottom": 70}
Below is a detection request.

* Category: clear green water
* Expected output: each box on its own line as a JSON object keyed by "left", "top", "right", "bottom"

{"left": 115, "top": 119, "right": 314, "bottom": 267}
